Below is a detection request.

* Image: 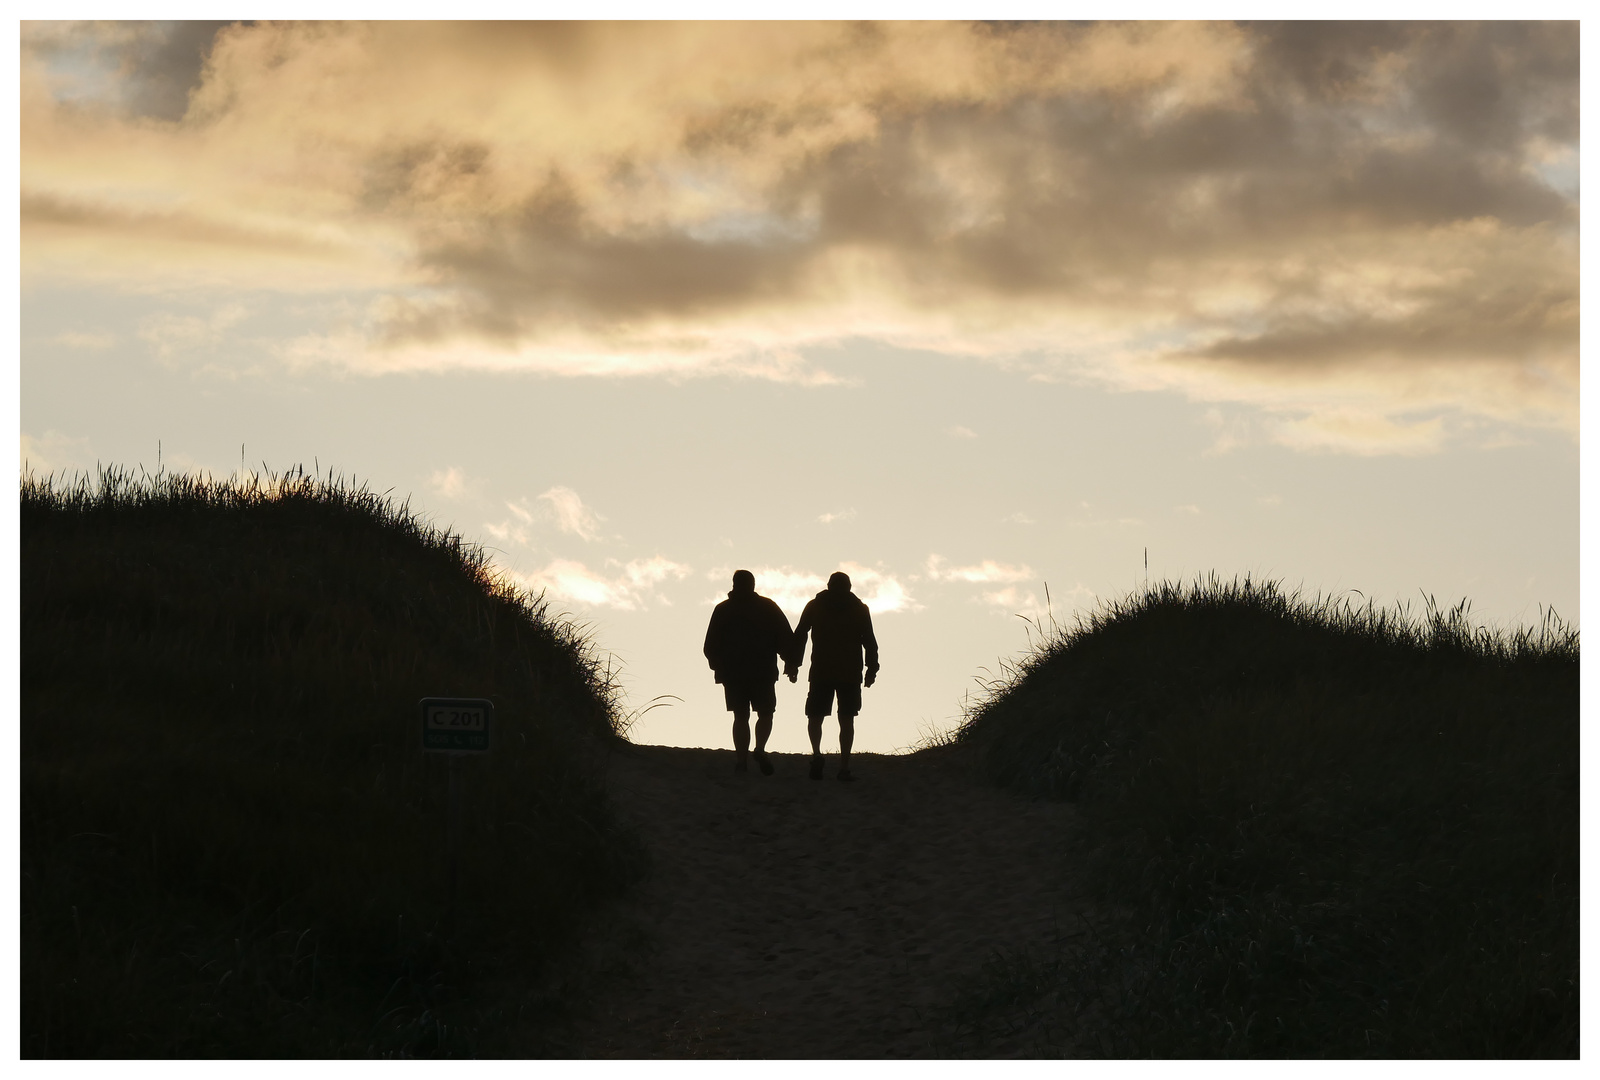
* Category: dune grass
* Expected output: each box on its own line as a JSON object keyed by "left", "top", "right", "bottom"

{"left": 942, "top": 576, "right": 1578, "bottom": 1058}
{"left": 21, "top": 465, "right": 645, "bottom": 1057}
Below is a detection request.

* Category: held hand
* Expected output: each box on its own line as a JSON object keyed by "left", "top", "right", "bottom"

{"left": 784, "top": 665, "right": 799, "bottom": 683}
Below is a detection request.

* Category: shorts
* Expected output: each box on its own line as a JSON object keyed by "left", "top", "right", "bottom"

{"left": 805, "top": 679, "right": 862, "bottom": 718}
{"left": 722, "top": 679, "right": 777, "bottom": 714}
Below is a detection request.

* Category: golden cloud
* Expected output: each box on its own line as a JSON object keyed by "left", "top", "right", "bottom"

{"left": 20, "top": 20, "right": 1578, "bottom": 447}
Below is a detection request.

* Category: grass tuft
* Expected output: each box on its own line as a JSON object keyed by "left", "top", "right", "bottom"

{"left": 945, "top": 575, "right": 1577, "bottom": 1058}
{"left": 21, "top": 464, "right": 645, "bottom": 1057}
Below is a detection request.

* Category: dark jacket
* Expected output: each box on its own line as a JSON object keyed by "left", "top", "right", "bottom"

{"left": 703, "top": 591, "right": 796, "bottom": 685}
{"left": 794, "top": 589, "right": 879, "bottom": 684}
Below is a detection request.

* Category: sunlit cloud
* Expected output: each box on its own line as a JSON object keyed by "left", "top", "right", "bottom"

{"left": 705, "top": 566, "right": 825, "bottom": 613}
{"left": 1265, "top": 411, "right": 1448, "bottom": 457}
{"left": 424, "top": 465, "right": 473, "bottom": 500}
{"left": 20, "top": 429, "right": 92, "bottom": 476}
{"left": 707, "top": 561, "right": 917, "bottom": 615}
{"left": 925, "top": 554, "right": 1033, "bottom": 584}
{"left": 621, "top": 556, "right": 692, "bottom": 593}
{"left": 844, "top": 563, "right": 919, "bottom": 615}
{"left": 818, "top": 507, "right": 856, "bottom": 524}
{"left": 538, "top": 485, "right": 604, "bottom": 540}
{"left": 983, "top": 580, "right": 1102, "bottom": 623}
{"left": 979, "top": 586, "right": 1049, "bottom": 619}
{"left": 20, "top": 20, "right": 1577, "bottom": 450}
{"left": 482, "top": 517, "right": 529, "bottom": 547}
{"left": 510, "top": 555, "right": 690, "bottom": 611}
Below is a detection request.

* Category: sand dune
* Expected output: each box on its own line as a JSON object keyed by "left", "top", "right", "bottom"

{"left": 572, "top": 743, "right": 1088, "bottom": 1058}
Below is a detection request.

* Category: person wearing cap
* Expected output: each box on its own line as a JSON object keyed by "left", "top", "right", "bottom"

{"left": 703, "top": 569, "right": 798, "bottom": 775}
{"left": 792, "top": 571, "right": 879, "bottom": 782}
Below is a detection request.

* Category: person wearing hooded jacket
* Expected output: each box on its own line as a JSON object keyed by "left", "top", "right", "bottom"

{"left": 791, "top": 570, "right": 879, "bottom": 781}
{"left": 703, "top": 569, "right": 798, "bottom": 775}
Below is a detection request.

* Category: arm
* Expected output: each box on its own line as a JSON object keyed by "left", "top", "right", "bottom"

{"left": 791, "top": 602, "right": 814, "bottom": 677}
{"left": 861, "top": 604, "right": 879, "bottom": 687}
{"left": 703, "top": 606, "right": 725, "bottom": 681}
{"left": 769, "top": 600, "right": 800, "bottom": 681}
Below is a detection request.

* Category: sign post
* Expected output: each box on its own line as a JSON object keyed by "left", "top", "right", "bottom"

{"left": 419, "top": 698, "right": 494, "bottom": 934}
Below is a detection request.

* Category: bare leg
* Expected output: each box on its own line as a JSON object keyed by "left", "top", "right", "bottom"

{"left": 732, "top": 705, "right": 751, "bottom": 772}
{"left": 753, "top": 710, "right": 775, "bottom": 774}
{"left": 838, "top": 713, "right": 856, "bottom": 778}
{"left": 807, "top": 714, "right": 825, "bottom": 779}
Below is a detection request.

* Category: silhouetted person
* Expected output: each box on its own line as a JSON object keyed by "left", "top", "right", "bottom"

{"left": 792, "top": 571, "right": 879, "bottom": 781}
{"left": 703, "top": 569, "right": 798, "bottom": 775}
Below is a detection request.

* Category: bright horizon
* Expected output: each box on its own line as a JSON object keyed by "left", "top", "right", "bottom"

{"left": 18, "top": 19, "right": 1579, "bottom": 754}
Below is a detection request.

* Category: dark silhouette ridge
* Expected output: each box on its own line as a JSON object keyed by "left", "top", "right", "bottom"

{"left": 702, "top": 569, "right": 797, "bottom": 775}
{"left": 21, "top": 466, "right": 641, "bottom": 1057}
{"left": 947, "top": 576, "right": 1578, "bottom": 1056}
{"left": 793, "top": 571, "right": 880, "bottom": 781}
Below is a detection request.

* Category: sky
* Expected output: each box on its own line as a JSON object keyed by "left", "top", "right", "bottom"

{"left": 17, "top": 19, "right": 1580, "bottom": 755}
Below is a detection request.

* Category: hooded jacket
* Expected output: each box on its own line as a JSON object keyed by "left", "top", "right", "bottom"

{"left": 794, "top": 588, "right": 879, "bottom": 684}
{"left": 703, "top": 589, "right": 797, "bottom": 685}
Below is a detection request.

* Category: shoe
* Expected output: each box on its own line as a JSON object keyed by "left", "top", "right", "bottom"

{"left": 809, "top": 755, "right": 824, "bottom": 780}
{"left": 735, "top": 756, "right": 748, "bottom": 774}
{"left": 837, "top": 767, "right": 855, "bottom": 782}
{"left": 755, "top": 750, "right": 774, "bottom": 776}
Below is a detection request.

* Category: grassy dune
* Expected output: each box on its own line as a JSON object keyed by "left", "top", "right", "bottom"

{"left": 944, "top": 577, "right": 1578, "bottom": 1057}
{"left": 21, "top": 467, "right": 644, "bottom": 1057}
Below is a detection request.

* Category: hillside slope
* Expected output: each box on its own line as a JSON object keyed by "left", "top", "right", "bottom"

{"left": 949, "top": 577, "right": 1578, "bottom": 1057}
{"left": 21, "top": 467, "right": 644, "bottom": 1057}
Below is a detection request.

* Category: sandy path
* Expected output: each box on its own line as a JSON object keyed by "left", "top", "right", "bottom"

{"left": 570, "top": 743, "right": 1085, "bottom": 1058}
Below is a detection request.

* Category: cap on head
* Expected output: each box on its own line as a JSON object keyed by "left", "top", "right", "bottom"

{"left": 732, "top": 569, "right": 755, "bottom": 593}
{"left": 827, "top": 571, "right": 851, "bottom": 593}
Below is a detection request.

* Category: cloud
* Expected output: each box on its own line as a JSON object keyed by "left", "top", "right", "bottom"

{"left": 979, "top": 586, "right": 1050, "bottom": 619}
{"left": 982, "top": 581, "right": 1100, "bottom": 621}
{"left": 20, "top": 20, "right": 1577, "bottom": 449}
{"left": 137, "top": 302, "right": 248, "bottom": 358}
{"left": 818, "top": 507, "right": 856, "bottom": 524}
{"left": 925, "top": 554, "right": 1033, "bottom": 584}
{"left": 946, "top": 425, "right": 978, "bottom": 439}
{"left": 51, "top": 330, "right": 115, "bottom": 349}
{"left": 20, "top": 429, "right": 92, "bottom": 476}
{"left": 483, "top": 486, "right": 606, "bottom": 546}
{"left": 707, "top": 566, "right": 825, "bottom": 613}
{"left": 24, "top": 20, "right": 233, "bottom": 121}
{"left": 510, "top": 555, "right": 690, "bottom": 611}
{"left": 538, "top": 485, "right": 604, "bottom": 540}
{"left": 425, "top": 466, "right": 474, "bottom": 500}
{"left": 482, "top": 517, "right": 529, "bottom": 547}
{"left": 845, "top": 564, "right": 919, "bottom": 615}
{"left": 709, "top": 562, "right": 917, "bottom": 615}
{"left": 1202, "top": 407, "right": 1254, "bottom": 455}
{"left": 1266, "top": 411, "right": 1447, "bottom": 457}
